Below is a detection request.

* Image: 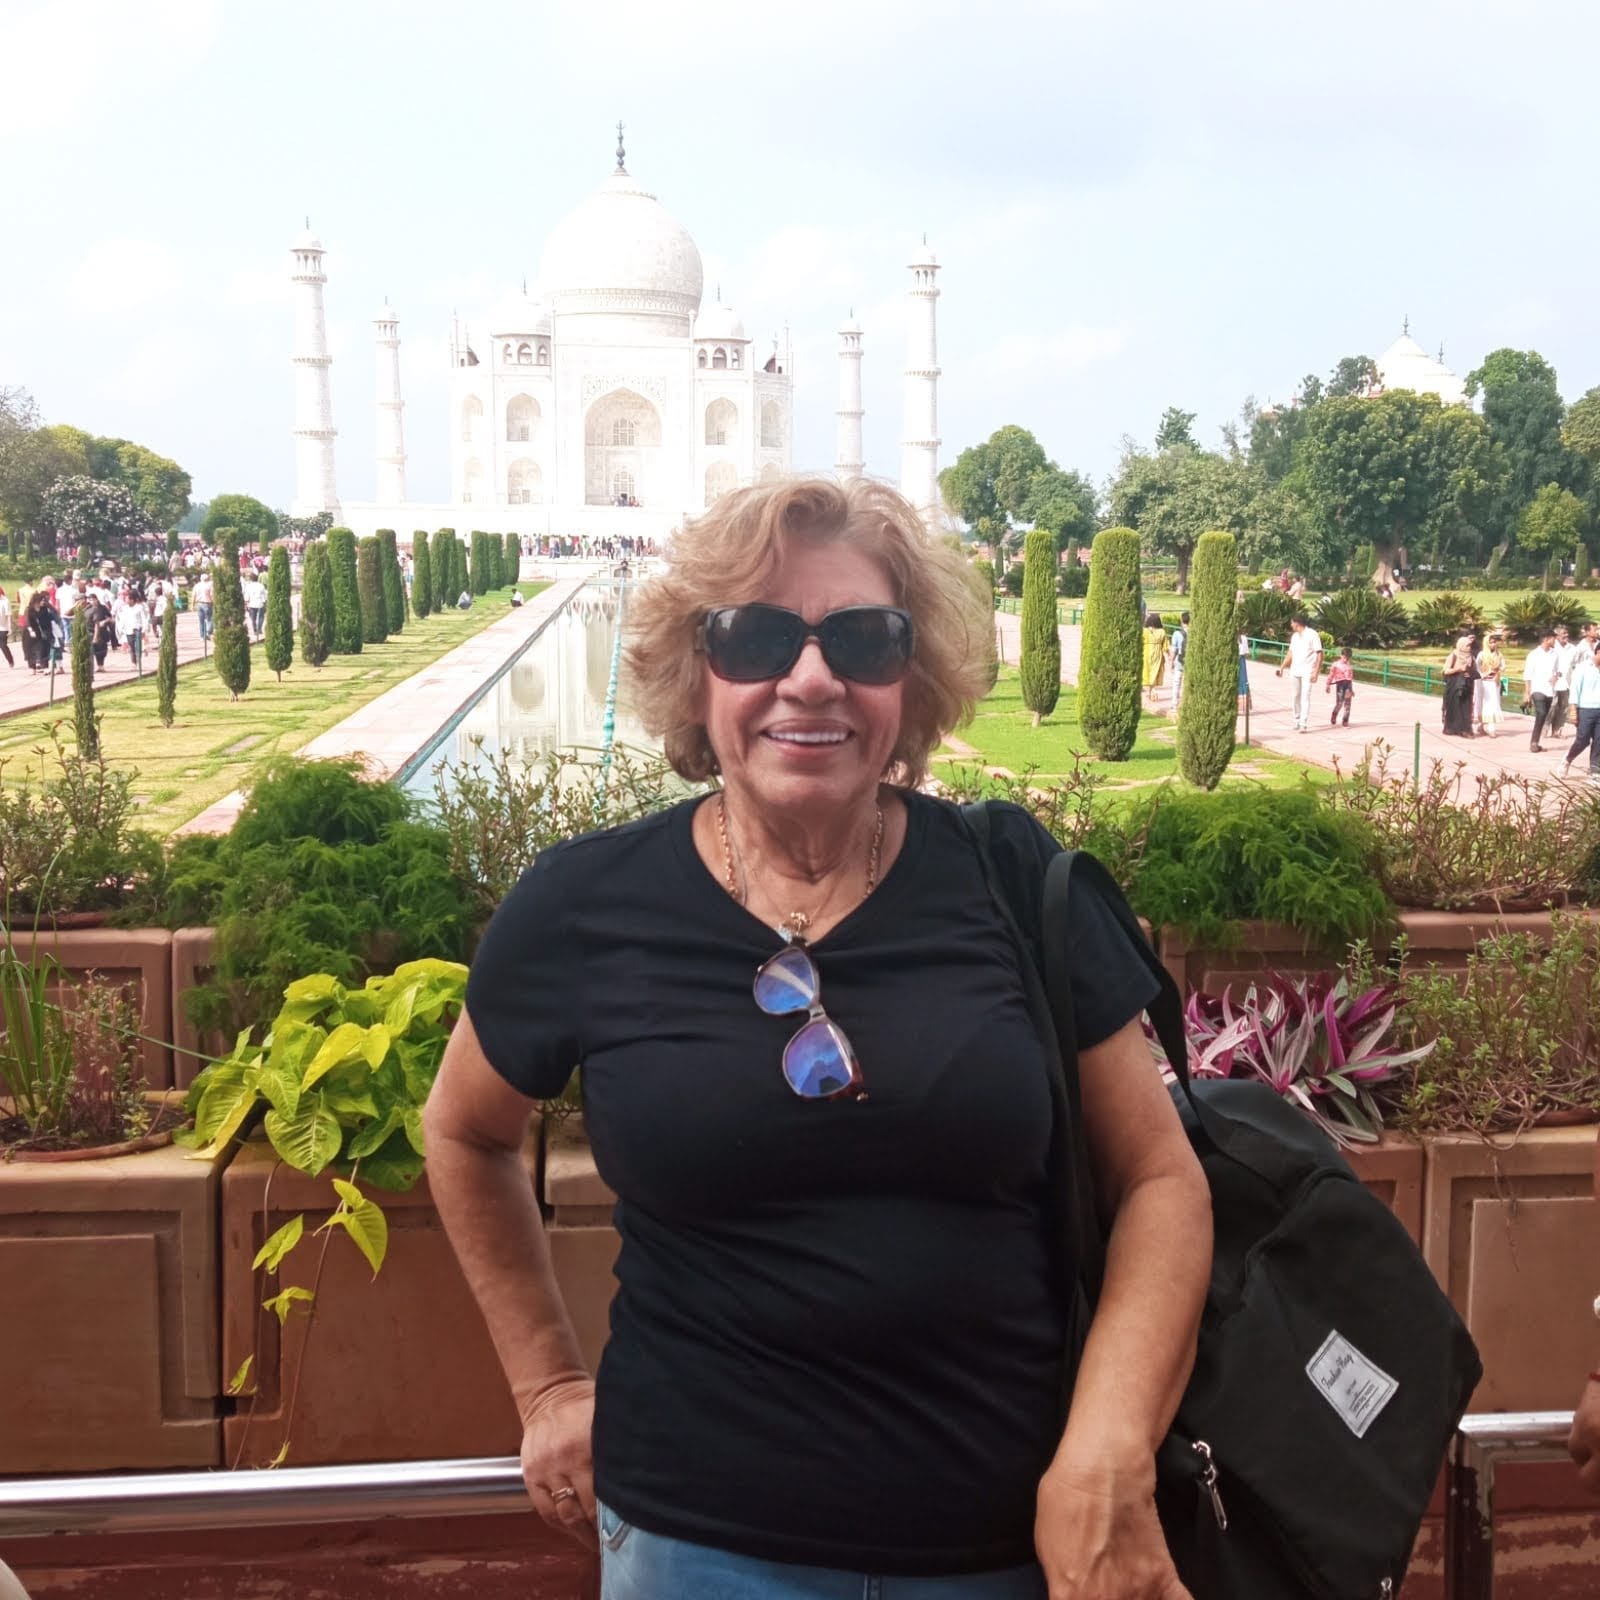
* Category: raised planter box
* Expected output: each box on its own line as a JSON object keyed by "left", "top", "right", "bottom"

{"left": 3, "top": 927, "right": 173, "bottom": 1088}
{"left": 170, "top": 926, "right": 223, "bottom": 1089}
{"left": 1421, "top": 1125, "right": 1600, "bottom": 1412}
{"left": 0, "top": 1134, "right": 227, "bottom": 1473}
{"left": 1396, "top": 907, "right": 1600, "bottom": 975}
{"left": 1343, "top": 1133, "right": 1425, "bottom": 1245}
{"left": 220, "top": 1134, "right": 540, "bottom": 1468}
{"left": 1156, "top": 921, "right": 1340, "bottom": 998}
{"left": 543, "top": 1118, "right": 619, "bottom": 1377}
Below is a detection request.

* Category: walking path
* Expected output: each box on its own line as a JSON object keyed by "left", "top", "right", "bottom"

{"left": 0, "top": 609, "right": 221, "bottom": 723}
{"left": 993, "top": 613, "right": 1579, "bottom": 790}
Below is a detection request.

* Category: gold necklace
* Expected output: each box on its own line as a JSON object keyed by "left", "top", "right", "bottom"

{"left": 718, "top": 793, "right": 884, "bottom": 940}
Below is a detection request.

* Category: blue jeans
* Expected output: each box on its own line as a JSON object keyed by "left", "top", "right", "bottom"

{"left": 197, "top": 603, "right": 213, "bottom": 641}
{"left": 598, "top": 1505, "right": 1047, "bottom": 1600}
{"left": 1566, "top": 705, "right": 1600, "bottom": 773}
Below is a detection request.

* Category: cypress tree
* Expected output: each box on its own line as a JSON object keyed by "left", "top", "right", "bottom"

{"left": 1176, "top": 531, "right": 1239, "bottom": 791}
{"left": 504, "top": 532, "right": 521, "bottom": 588}
{"left": 357, "top": 537, "right": 388, "bottom": 644}
{"left": 1078, "top": 526, "right": 1144, "bottom": 762}
{"left": 71, "top": 604, "right": 99, "bottom": 759}
{"left": 468, "top": 531, "right": 482, "bottom": 595}
{"left": 157, "top": 598, "right": 178, "bottom": 726}
{"left": 432, "top": 529, "right": 455, "bottom": 607}
{"left": 264, "top": 544, "right": 293, "bottom": 681}
{"left": 378, "top": 528, "right": 405, "bottom": 633}
{"left": 1018, "top": 529, "right": 1061, "bottom": 726}
{"left": 326, "top": 527, "right": 362, "bottom": 653}
{"left": 1545, "top": 551, "right": 1562, "bottom": 592}
{"left": 412, "top": 532, "right": 433, "bottom": 618}
{"left": 486, "top": 532, "right": 503, "bottom": 590}
{"left": 300, "top": 540, "right": 334, "bottom": 668}
{"left": 212, "top": 540, "right": 251, "bottom": 701}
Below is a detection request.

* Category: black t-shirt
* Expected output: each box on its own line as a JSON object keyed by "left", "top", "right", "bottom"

{"left": 467, "top": 790, "right": 1159, "bottom": 1575}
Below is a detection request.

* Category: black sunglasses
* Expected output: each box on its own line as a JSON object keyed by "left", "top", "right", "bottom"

{"left": 699, "top": 604, "right": 915, "bottom": 685}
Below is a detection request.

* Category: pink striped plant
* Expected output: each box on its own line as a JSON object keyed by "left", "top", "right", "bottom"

{"left": 1148, "top": 973, "right": 1434, "bottom": 1150}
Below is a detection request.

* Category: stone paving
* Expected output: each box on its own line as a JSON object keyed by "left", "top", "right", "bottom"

{"left": 993, "top": 612, "right": 1585, "bottom": 790}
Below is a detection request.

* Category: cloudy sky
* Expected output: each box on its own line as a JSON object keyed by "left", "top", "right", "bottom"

{"left": 4, "top": 0, "right": 1597, "bottom": 510}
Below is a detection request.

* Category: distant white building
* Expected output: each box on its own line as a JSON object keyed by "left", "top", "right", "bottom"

{"left": 1375, "top": 321, "right": 1468, "bottom": 408}
{"left": 286, "top": 130, "right": 946, "bottom": 543}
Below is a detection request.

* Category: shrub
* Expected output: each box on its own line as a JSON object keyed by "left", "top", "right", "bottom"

{"left": 157, "top": 599, "right": 178, "bottom": 725}
{"left": 1545, "top": 551, "right": 1563, "bottom": 591}
{"left": 1119, "top": 785, "right": 1392, "bottom": 950}
{"left": 1176, "top": 531, "right": 1237, "bottom": 790}
{"left": 1019, "top": 529, "right": 1061, "bottom": 725}
{"left": 1311, "top": 587, "right": 1410, "bottom": 649}
{"left": 503, "top": 532, "right": 520, "bottom": 587}
{"left": 1001, "top": 563, "right": 1024, "bottom": 597}
{"left": 1056, "top": 563, "right": 1089, "bottom": 599}
{"left": 430, "top": 529, "right": 454, "bottom": 608}
{"left": 264, "top": 545, "right": 293, "bottom": 681}
{"left": 970, "top": 557, "right": 995, "bottom": 603}
{"left": 326, "top": 527, "right": 362, "bottom": 654}
{"left": 411, "top": 532, "right": 433, "bottom": 619}
{"left": 1497, "top": 591, "right": 1592, "bottom": 641}
{"left": 1234, "top": 588, "right": 1297, "bottom": 643}
{"left": 357, "top": 537, "right": 388, "bottom": 645}
{"left": 212, "top": 541, "right": 251, "bottom": 701}
{"left": 1409, "top": 593, "right": 1486, "bottom": 646}
{"left": 1078, "top": 527, "right": 1143, "bottom": 761}
{"left": 299, "top": 540, "right": 334, "bottom": 668}
{"left": 379, "top": 529, "right": 405, "bottom": 634}
{"left": 70, "top": 606, "right": 98, "bottom": 761}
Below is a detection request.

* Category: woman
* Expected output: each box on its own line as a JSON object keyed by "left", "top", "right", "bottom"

{"left": 1476, "top": 632, "right": 1505, "bottom": 737}
{"left": 1441, "top": 632, "right": 1477, "bottom": 736}
{"left": 425, "top": 479, "right": 1210, "bottom": 1600}
{"left": 88, "top": 596, "right": 116, "bottom": 675}
{"left": 121, "top": 585, "right": 150, "bottom": 673}
{"left": 22, "top": 589, "right": 56, "bottom": 674}
{"left": 1141, "top": 612, "right": 1169, "bottom": 703}
{"left": 0, "top": 585, "right": 13, "bottom": 668}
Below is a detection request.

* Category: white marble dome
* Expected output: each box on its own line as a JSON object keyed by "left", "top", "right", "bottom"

{"left": 695, "top": 301, "right": 746, "bottom": 342}
{"left": 540, "top": 169, "right": 704, "bottom": 316}
{"left": 489, "top": 289, "right": 550, "bottom": 335}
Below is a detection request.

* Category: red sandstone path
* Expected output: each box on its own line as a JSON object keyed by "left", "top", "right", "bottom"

{"left": 0, "top": 609, "right": 221, "bottom": 724}
{"left": 993, "top": 612, "right": 1584, "bottom": 790}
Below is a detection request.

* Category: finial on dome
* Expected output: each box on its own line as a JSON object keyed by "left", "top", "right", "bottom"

{"left": 615, "top": 120, "right": 626, "bottom": 174}
{"left": 522, "top": 275, "right": 528, "bottom": 295}
{"left": 1439, "top": 341, "right": 1446, "bottom": 363}
{"left": 305, "top": 215, "right": 310, "bottom": 229}
{"left": 1403, "top": 313, "right": 1410, "bottom": 336}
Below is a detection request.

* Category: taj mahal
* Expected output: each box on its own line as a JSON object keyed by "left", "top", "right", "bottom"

{"left": 289, "top": 128, "right": 944, "bottom": 545}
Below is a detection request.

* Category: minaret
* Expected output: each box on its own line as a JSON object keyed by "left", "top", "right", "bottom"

{"left": 900, "top": 237, "right": 941, "bottom": 521}
{"left": 835, "top": 311, "right": 865, "bottom": 480}
{"left": 290, "top": 222, "right": 339, "bottom": 516}
{"left": 374, "top": 300, "right": 407, "bottom": 505}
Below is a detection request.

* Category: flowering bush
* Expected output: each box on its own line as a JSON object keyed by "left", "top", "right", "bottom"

{"left": 1149, "top": 971, "right": 1434, "bottom": 1149}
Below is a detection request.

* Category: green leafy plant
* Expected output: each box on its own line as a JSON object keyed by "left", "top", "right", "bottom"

{"left": 299, "top": 540, "right": 334, "bottom": 668}
{"left": 357, "top": 538, "right": 388, "bottom": 645}
{"left": 265, "top": 544, "right": 293, "bottom": 681}
{"left": 157, "top": 596, "right": 178, "bottom": 724}
{"left": 1176, "top": 530, "right": 1237, "bottom": 790}
{"left": 411, "top": 533, "right": 434, "bottom": 619}
{"left": 1325, "top": 743, "right": 1600, "bottom": 911}
{"left": 1119, "top": 785, "right": 1393, "bottom": 949}
{"left": 1497, "top": 591, "right": 1591, "bottom": 641}
{"left": 1409, "top": 593, "right": 1486, "bottom": 646}
{"left": 1234, "top": 588, "right": 1297, "bottom": 643}
{"left": 180, "top": 958, "right": 467, "bottom": 1465}
{"left": 1311, "top": 587, "right": 1410, "bottom": 649}
{"left": 326, "top": 527, "right": 362, "bottom": 654}
{"left": 1078, "top": 526, "right": 1143, "bottom": 761}
{"left": 1350, "top": 920, "right": 1600, "bottom": 1134}
{"left": 1019, "top": 528, "right": 1060, "bottom": 725}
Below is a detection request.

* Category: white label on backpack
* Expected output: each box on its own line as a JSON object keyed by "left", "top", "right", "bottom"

{"left": 1306, "top": 1331, "right": 1397, "bottom": 1439}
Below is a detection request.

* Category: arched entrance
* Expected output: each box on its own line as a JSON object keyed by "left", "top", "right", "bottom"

{"left": 584, "top": 389, "right": 662, "bottom": 506}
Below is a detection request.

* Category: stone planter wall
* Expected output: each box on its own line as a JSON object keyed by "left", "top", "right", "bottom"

{"left": 1342, "top": 1134, "right": 1425, "bottom": 1244}
{"left": 1421, "top": 1125, "right": 1600, "bottom": 1412}
{"left": 220, "top": 1135, "right": 537, "bottom": 1468}
{"left": 170, "top": 926, "right": 224, "bottom": 1089}
{"left": 0, "top": 1139, "right": 226, "bottom": 1473}
{"left": 1155, "top": 921, "right": 1340, "bottom": 998}
{"left": 1396, "top": 907, "right": 1600, "bottom": 975}
{"left": 3, "top": 927, "right": 174, "bottom": 1088}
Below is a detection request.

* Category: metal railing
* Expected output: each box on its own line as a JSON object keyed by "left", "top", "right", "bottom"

{"left": 1444, "top": 1410, "right": 1575, "bottom": 1599}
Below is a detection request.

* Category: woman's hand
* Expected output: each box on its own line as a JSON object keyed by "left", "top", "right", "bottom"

{"left": 1568, "top": 1375, "right": 1600, "bottom": 1494}
{"left": 520, "top": 1376, "right": 598, "bottom": 1548}
{"left": 1035, "top": 1459, "right": 1191, "bottom": 1600}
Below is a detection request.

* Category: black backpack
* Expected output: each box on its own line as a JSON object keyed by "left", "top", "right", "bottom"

{"left": 963, "top": 802, "right": 1481, "bottom": 1599}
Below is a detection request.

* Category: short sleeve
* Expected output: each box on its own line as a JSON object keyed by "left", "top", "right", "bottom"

{"left": 464, "top": 850, "right": 584, "bottom": 1099}
{"left": 1062, "top": 870, "right": 1161, "bottom": 1050}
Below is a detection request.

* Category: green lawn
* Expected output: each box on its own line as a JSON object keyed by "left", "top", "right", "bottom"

{"left": 0, "top": 582, "right": 550, "bottom": 835}
{"left": 936, "top": 666, "right": 1325, "bottom": 792}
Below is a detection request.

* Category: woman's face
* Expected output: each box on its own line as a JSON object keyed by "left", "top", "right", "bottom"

{"left": 700, "top": 539, "right": 905, "bottom": 820}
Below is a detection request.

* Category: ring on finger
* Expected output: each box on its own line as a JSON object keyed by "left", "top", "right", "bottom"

{"left": 550, "top": 1486, "right": 577, "bottom": 1504}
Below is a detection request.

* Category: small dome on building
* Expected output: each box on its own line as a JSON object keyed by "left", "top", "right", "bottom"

{"left": 909, "top": 238, "right": 938, "bottom": 268}
{"left": 540, "top": 169, "right": 704, "bottom": 316}
{"left": 489, "top": 290, "right": 551, "bottom": 336}
{"left": 374, "top": 302, "right": 398, "bottom": 324}
{"left": 839, "top": 312, "right": 863, "bottom": 335}
{"left": 695, "top": 301, "right": 747, "bottom": 342}
{"left": 1376, "top": 329, "right": 1467, "bottom": 408}
{"left": 293, "top": 227, "right": 324, "bottom": 253}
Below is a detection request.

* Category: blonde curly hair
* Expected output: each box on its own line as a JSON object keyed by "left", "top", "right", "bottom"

{"left": 624, "top": 477, "right": 995, "bottom": 786}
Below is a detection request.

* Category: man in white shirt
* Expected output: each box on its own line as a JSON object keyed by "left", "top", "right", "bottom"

{"left": 193, "top": 572, "right": 215, "bottom": 643}
{"left": 1549, "top": 625, "right": 1579, "bottom": 739}
{"left": 1275, "top": 615, "right": 1323, "bottom": 732}
{"left": 1523, "top": 631, "right": 1560, "bottom": 752}
{"left": 242, "top": 573, "right": 268, "bottom": 640}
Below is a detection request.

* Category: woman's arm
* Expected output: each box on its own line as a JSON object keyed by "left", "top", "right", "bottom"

{"left": 423, "top": 1010, "right": 598, "bottom": 1541}
{"left": 1034, "top": 1013, "right": 1210, "bottom": 1599}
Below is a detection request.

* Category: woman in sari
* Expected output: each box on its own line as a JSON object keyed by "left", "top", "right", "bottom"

{"left": 1141, "top": 613, "right": 1168, "bottom": 704}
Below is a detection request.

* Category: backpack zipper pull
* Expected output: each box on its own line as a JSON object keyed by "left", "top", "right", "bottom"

{"left": 1192, "top": 1440, "right": 1227, "bottom": 1531}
